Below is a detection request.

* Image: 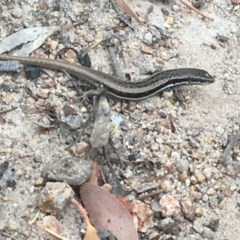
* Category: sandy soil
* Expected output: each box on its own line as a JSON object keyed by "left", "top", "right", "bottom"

{"left": 0, "top": 0, "right": 240, "bottom": 239}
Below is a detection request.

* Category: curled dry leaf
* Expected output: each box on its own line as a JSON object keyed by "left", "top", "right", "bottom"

{"left": 80, "top": 183, "right": 139, "bottom": 240}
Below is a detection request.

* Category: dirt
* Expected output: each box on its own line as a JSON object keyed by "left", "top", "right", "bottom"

{"left": 0, "top": 0, "right": 240, "bottom": 240}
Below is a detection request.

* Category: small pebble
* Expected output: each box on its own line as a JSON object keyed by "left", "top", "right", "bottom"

{"left": 194, "top": 170, "right": 206, "bottom": 183}
{"left": 202, "top": 227, "right": 215, "bottom": 239}
{"left": 195, "top": 207, "right": 204, "bottom": 217}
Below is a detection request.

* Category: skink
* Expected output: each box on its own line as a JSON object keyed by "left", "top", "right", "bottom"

{"left": 0, "top": 54, "right": 215, "bottom": 100}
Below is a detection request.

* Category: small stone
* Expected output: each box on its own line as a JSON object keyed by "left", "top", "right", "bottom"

{"left": 165, "top": 16, "right": 174, "bottom": 26}
{"left": 159, "top": 194, "right": 181, "bottom": 217}
{"left": 207, "top": 5, "right": 215, "bottom": 13}
{"left": 61, "top": 114, "right": 83, "bottom": 129}
{"left": 42, "top": 157, "right": 92, "bottom": 186}
{"left": 236, "top": 212, "right": 240, "bottom": 219}
{"left": 193, "top": 220, "right": 203, "bottom": 233}
{"left": 193, "top": 191, "right": 203, "bottom": 200}
{"left": 181, "top": 199, "right": 195, "bottom": 220}
{"left": 162, "top": 90, "right": 173, "bottom": 99}
{"left": 222, "top": 187, "right": 233, "bottom": 197}
{"left": 152, "top": 200, "right": 161, "bottom": 213}
{"left": 148, "top": 10, "right": 165, "bottom": 31}
{"left": 159, "top": 217, "right": 175, "bottom": 231}
{"left": 195, "top": 207, "right": 204, "bottom": 217}
{"left": 132, "top": 200, "right": 154, "bottom": 233}
{"left": 192, "top": 0, "right": 206, "bottom": 8}
{"left": 151, "top": 143, "right": 159, "bottom": 151}
{"left": 192, "top": 150, "right": 201, "bottom": 160}
{"left": 160, "top": 118, "right": 170, "bottom": 128}
{"left": 161, "top": 180, "right": 173, "bottom": 192}
{"left": 159, "top": 51, "right": 170, "bottom": 61}
{"left": 164, "top": 161, "right": 175, "bottom": 172}
{"left": 70, "top": 141, "right": 90, "bottom": 157}
{"left": 37, "top": 182, "right": 74, "bottom": 215}
{"left": 218, "top": 201, "right": 225, "bottom": 209}
{"left": 46, "top": 38, "right": 59, "bottom": 50}
{"left": 202, "top": 227, "right": 214, "bottom": 239}
{"left": 34, "top": 177, "right": 44, "bottom": 187}
{"left": 172, "top": 4, "right": 181, "bottom": 12}
{"left": 36, "top": 89, "right": 49, "bottom": 99}
{"left": 207, "top": 219, "right": 219, "bottom": 232}
{"left": 194, "top": 170, "right": 206, "bottom": 183}
{"left": 185, "top": 178, "right": 191, "bottom": 186}
{"left": 176, "top": 159, "right": 189, "bottom": 173}
{"left": 141, "top": 112, "right": 149, "bottom": 120}
{"left": 143, "top": 32, "right": 153, "bottom": 45}
{"left": 147, "top": 229, "right": 160, "bottom": 240}
{"left": 122, "top": 168, "right": 133, "bottom": 178}
{"left": 190, "top": 176, "right": 198, "bottom": 185}
{"left": 15, "top": 169, "right": 24, "bottom": 177}
{"left": 202, "top": 194, "right": 209, "bottom": 202}
{"left": 203, "top": 167, "right": 213, "bottom": 179}
{"left": 207, "top": 188, "right": 216, "bottom": 195}
{"left": 11, "top": 8, "right": 23, "bottom": 18}
{"left": 79, "top": 106, "right": 87, "bottom": 113}
{"left": 162, "top": 145, "right": 171, "bottom": 155}
{"left": 179, "top": 171, "right": 188, "bottom": 181}
{"left": 226, "top": 164, "right": 239, "bottom": 177}
{"left": 6, "top": 221, "right": 18, "bottom": 231}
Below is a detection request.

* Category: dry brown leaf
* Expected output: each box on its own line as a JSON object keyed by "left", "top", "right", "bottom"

{"left": 84, "top": 224, "right": 100, "bottom": 240}
{"left": 80, "top": 183, "right": 139, "bottom": 240}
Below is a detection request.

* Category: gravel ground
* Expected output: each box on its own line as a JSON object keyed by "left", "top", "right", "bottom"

{"left": 0, "top": 0, "right": 240, "bottom": 239}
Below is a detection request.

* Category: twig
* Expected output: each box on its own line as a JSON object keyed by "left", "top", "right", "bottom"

{"left": 71, "top": 197, "right": 100, "bottom": 240}
{"left": 71, "top": 197, "right": 91, "bottom": 225}
{"left": 178, "top": 0, "right": 213, "bottom": 20}
{"left": 0, "top": 106, "right": 17, "bottom": 115}
{"left": 28, "top": 210, "right": 40, "bottom": 225}
{"left": 137, "top": 189, "right": 163, "bottom": 201}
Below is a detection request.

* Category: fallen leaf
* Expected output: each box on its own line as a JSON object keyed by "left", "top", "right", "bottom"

{"left": 80, "top": 183, "right": 139, "bottom": 240}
